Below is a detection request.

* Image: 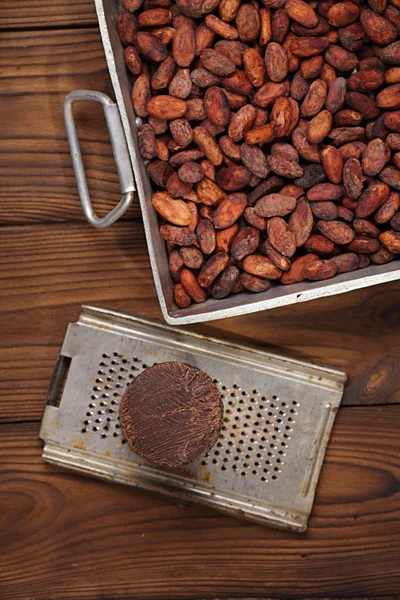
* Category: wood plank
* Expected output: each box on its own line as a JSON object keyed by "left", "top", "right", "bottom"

{"left": 1, "top": 222, "right": 400, "bottom": 424}
{"left": 0, "top": 407, "right": 399, "bottom": 598}
{"left": 0, "top": 222, "right": 159, "bottom": 422}
{"left": 1, "top": 1, "right": 97, "bottom": 29}
{"left": 0, "top": 28, "right": 140, "bottom": 223}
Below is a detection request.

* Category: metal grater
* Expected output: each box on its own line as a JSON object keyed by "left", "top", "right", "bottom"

{"left": 40, "top": 306, "right": 346, "bottom": 532}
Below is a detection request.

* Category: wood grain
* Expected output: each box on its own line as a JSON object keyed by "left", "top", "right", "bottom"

{"left": 0, "top": 408, "right": 399, "bottom": 599}
{"left": 1, "top": 223, "right": 400, "bottom": 423}
{"left": 1, "top": 1, "right": 97, "bottom": 29}
{"left": 0, "top": 28, "right": 140, "bottom": 223}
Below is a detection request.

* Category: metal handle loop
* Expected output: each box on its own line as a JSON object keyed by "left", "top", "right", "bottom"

{"left": 63, "top": 90, "right": 136, "bottom": 228}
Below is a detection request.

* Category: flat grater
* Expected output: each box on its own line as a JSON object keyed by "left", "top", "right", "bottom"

{"left": 40, "top": 306, "right": 346, "bottom": 532}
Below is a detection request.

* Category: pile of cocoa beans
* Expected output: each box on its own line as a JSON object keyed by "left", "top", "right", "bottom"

{"left": 118, "top": 0, "right": 400, "bottom": 309}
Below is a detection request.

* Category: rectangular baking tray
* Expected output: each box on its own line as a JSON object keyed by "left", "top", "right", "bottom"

{"left": 40, "top": 305, "right": 346, "bottom": 531}
{"left": 91, "top": 0, "right": 400, "bottom": 325}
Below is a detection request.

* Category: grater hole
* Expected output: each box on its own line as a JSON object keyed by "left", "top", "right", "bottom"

{"left": 91, "top": 371, "right": 296, "bottom": 479}
{"left": 81, "top": 428, "right": 86, "bottom": 433}
{"left": 142, "top": 364, "right": 147, "bottom": 369}
{"left": 121, "top": 439, "right": 127, "bottom": 444}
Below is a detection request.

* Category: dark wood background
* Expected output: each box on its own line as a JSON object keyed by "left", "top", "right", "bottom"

{"left": 0, "top": 3, "right": 399, "bottom": 598}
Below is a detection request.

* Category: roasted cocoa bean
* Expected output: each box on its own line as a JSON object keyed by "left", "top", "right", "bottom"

{"left": 119, "top": 0, "right": 400, "bottom": 308}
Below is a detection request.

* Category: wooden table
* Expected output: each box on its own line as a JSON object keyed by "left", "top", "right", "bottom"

{"left": 1, "top": 3, "right": 399, "bottom": 598}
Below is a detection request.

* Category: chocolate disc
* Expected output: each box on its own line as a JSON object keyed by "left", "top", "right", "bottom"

{"left": 121, "top": 361, "right": 223, "bottom": 468}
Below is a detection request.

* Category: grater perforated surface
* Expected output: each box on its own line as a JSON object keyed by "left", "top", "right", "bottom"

{"left": 40, "top": 306, "right": 346, "bottom": 531}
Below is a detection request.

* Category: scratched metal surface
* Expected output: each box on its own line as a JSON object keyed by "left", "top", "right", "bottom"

{"left": 40, "top": 306, "right": 346, "bottom": 531}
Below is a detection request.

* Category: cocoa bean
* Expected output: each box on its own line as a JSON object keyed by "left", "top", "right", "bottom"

{"left": 119, "top": 0, "right": 400, "bottom": 308}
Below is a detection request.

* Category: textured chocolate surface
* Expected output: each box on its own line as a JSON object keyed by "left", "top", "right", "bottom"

{"left": 121, "top": 362, "right": 223, "bottom": 468}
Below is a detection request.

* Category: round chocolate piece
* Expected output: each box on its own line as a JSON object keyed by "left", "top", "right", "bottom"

{"left": 121, "top": 361, "right": 223, "bottom": 468}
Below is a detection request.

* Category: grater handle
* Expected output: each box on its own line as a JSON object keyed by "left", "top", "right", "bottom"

{"left": 47, "top": 355, "right": 71, "bottom": 407}
{"left": 63, "top": 90, "right": 135, "bottom": 228}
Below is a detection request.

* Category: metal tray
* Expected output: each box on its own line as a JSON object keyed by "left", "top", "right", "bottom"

{"left": 40, "top": 305, "right": 346, "bottom": 532}
{"left": 63, "top": 0, "right": 400, "bottom": 325}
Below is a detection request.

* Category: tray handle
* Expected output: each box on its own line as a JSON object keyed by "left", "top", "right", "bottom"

{"left": 63, "top": 90, "right": 136, "bottom": 228}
